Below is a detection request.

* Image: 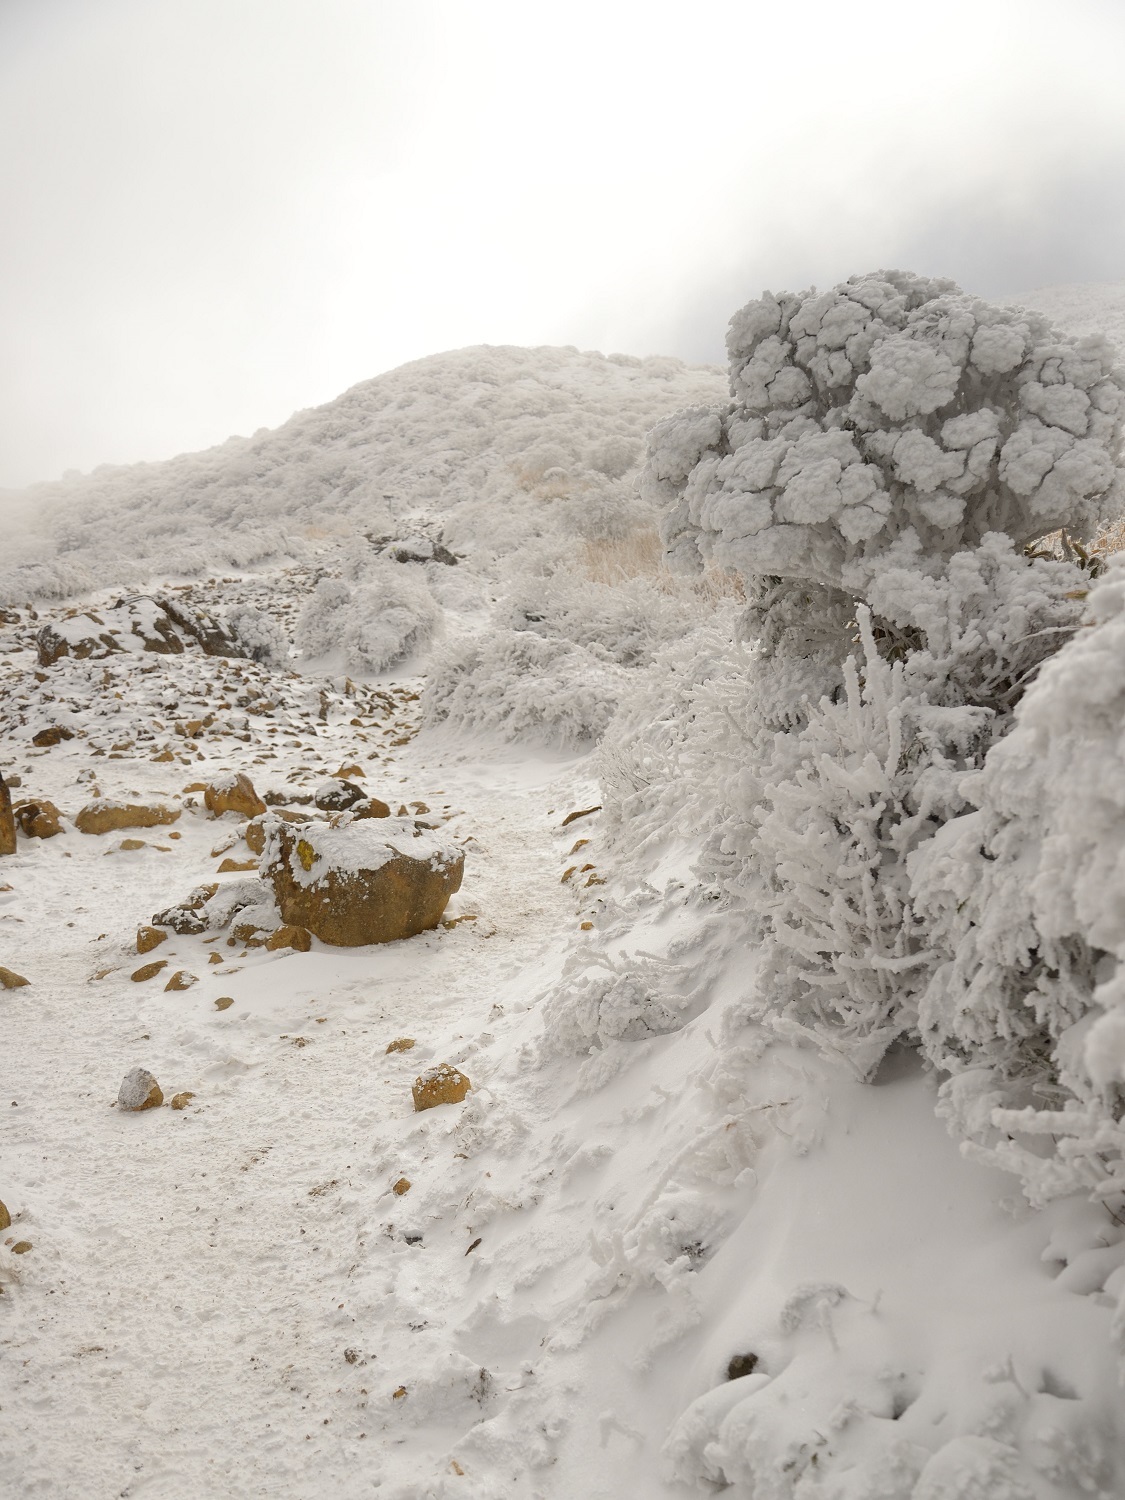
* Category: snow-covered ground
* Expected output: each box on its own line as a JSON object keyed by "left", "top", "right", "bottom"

{"left": 4, "top": 297, "right": 1125, "bottom": 1499}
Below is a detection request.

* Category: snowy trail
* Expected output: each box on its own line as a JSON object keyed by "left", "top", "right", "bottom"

{"left": 0, "top": 718, "right": 597, "bottom": 1498}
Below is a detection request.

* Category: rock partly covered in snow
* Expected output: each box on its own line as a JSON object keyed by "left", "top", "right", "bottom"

{"left": 35, "top": 595, "right": 257, "bottom": 667}
{"left": 74, "top": 800, "right": 180, "bottom": 835}
{"left": 117, "top": 1068, "right": 163, "bottom": 1111}
{"left": 204, "top": 772, "right": 266, "bottom": 820}
{"left": 412, "top": 1064, "right": 471, "bottom": 1112}
{"left": 14, "top": 799, "right": 63, "bottom": 839}
{"left": 262, "top": 818, "right": 464, "bottom": 947}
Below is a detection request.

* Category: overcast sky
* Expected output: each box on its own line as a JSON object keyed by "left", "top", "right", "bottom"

{"left": 2, "top": 0, "right": 1124, "bottom": 488}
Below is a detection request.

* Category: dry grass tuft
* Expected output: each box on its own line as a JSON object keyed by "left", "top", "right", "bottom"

{"left": 581, "top": 527, "right": 744, "bottom": 602}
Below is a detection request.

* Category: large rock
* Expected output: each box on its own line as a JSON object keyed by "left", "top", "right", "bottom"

{"left": 204, "top": 772, "right": 266, "bottom": 820}
{"left": 75, "top": 800, "right": 180, "bottom": 835}
{"left": 0, "top": 773, "right": 15, "bottom": 857}
{"left": 14, "top": 799, "right": 63, "bottom": 839}
{"left": 36, "top": 595, "right": 251, "bottom": 668}
{"left": 263, "top": 818, "right": 464, "bottom": 947}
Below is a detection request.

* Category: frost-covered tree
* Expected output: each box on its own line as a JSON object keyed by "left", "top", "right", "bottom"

{"left": 641, "top": 270, "right": 1125, "bottom": 1077}
{"left": 648, "top": 269, "right": 1122, "bottom": 595}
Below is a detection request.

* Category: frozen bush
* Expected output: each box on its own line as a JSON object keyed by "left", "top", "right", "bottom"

{"left": 507, "top": 571, "right": 693, "bottom": 668}
{"left": 648, "top": 270, "right": 1124, "bottom": 596}
{"left": 295, "top": 563, "right": 440, "bottom": 673}
{"left": 423, "top": 630, "right": 626, "bottom": 749}
{"left": 629, "top": 272, "right": 1125, "bottom": 1078}
{"left": 911, "top": 557, "right": 1125, "bottom": 1212}
{"left": 225, "top": 604, "right": 289, "bottom": 665}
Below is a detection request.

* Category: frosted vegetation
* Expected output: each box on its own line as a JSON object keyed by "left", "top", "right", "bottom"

{"left": 601, "top": 270, "right": 1125, "bottom": 1361}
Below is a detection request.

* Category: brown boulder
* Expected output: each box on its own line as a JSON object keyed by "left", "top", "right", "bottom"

{"left": 0, "top": 967, "right": 29, "bottom": 989}
{"left": 136, "top": 926, "right": 168, "bottom": 954}
{"left": 170, "top": 1091, "right": 195, "bottom": 1110}
{"left": 14, "top": 799, "right": 63, "bottom": 838}
{"left": 164, "top": 970, "right": 197, "bottom": 991}
{"left": 386, "top": 1037, "right": 416, "bottom": 1054}
{"left": 217, "top": 857, "right": 257, "bottom": 873}
{"left": 0, "top": 774, "right": 15, "bottom": 857}
{"left": 32, "top": 725, "right": 75, "bottom": 747}
{"left": 0, "top": 1199, "right": 10, "bottom": 1230}
{"left": 117, "top": 1068, "right": 163, "bottom": 1111}
{"left": 205, "top": 773, "right": 266, "bottom": 820}
{"left": 347, "top": 797, "right": 392, "bottom": 822}
{"left": 75, "top": 800, "right": 180, "bottom": 835}
{"left": 412, "top": 1064, "right": 471, "bottom": 1112}
{"left": 263, "top": 819, "right": 464, "bottom": 947}
{"left": 131, "top": 959, "right": 168, "bottom": 982}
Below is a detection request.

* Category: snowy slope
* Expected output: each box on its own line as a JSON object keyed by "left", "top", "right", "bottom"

{"left": 0, "top": 346, "right": 725, "bottom": 603}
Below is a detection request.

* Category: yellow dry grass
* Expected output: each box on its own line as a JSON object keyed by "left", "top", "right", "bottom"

{"left": 581, "top": 527, "right": 744, "bottom": 602}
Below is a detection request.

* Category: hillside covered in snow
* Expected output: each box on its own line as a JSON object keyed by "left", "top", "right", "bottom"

{"left": 4, "top": 277, "right": 1125, "bottom": 1500}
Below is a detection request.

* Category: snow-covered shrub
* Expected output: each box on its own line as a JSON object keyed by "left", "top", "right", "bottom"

{"left": 648, "top": 269, "right": 1124, "bottom": 595}
{"left": 911, "top": 556, "right": 1125, "bottom": 1214}
{"left": 224, "top": 604, "right": 289, "bottom": 665}
{"left": 635, "top": 270, "right": 1125, "bottom": 1079}
{"left": 423, "top": 629, "right": 625, "bottom": 750}
{"left": 295, "top": 562, "right": 440, "bottom": 673}
{"left": 507, "top": 571, "right": 692, "bottom": 669}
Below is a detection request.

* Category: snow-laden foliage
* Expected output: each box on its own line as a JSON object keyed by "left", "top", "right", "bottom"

{"left": 424, "top": 629, "right": 626, "bottom": 750}
{"left": 631, "top": 270, "right": 1122, "bottom": 1077}
{"left": 224, "top": 604, "right": 289, "bottom": 666}
{"left": 506, "top": 571, "right": 692, "bottom": 669}
{"left": 911, "top": 557, "right": 1125, "bottom": 1215}
{"left": 648, "top": 269, "right": 1124, "bottom": 595}
{"left": 295, "top": 562, "right": 440, "bottom": 673}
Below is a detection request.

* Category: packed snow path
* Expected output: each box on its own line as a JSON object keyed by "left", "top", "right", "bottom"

{"left": 1, "top": 716, "right": 601, "bottom": 1497}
